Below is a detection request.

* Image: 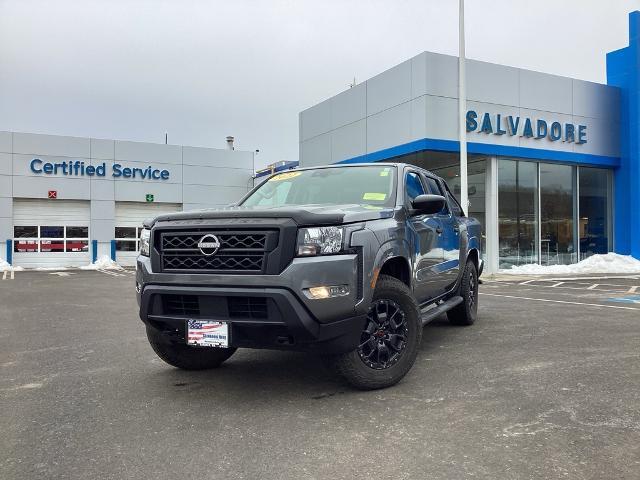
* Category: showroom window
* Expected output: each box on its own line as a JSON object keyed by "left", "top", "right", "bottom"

{"left": 498, "top": 159, "right": 538, "bottom": 268}
{"left": 13, "top": 226, "right": 89, "bottom": 253}
{"left": 498, "top": 160, "right": 612, "bottom": 268}
{"left": 115, "top": 226, "right": 143, "bottom": 252}
{"left": 578, "top": 167, "right": 612, "bottom": 259}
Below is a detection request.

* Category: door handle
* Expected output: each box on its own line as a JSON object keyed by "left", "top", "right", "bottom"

{"left": 435, "top": 226, "right": 443, "bottom": 234}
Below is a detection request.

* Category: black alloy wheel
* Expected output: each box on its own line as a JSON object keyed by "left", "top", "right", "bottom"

{"left": 358, "top": 299, "right": 408, "bottom": 370}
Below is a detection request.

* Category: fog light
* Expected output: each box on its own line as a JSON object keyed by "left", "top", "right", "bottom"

{"left": 304, "top": 285, "right": 350, "bottom": 299}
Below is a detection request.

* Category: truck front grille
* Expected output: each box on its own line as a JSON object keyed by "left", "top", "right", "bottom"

{"left": 158, "top": 230, "right": 276, "bottom": 274}
{"left": 228, "top": 296, "right": 268, "bottom": 319}
{"left": 162, "top": 294, "right": 200, "bottom": 316}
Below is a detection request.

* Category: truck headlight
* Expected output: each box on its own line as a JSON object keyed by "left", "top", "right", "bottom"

{"left": 140, "top": 228, "right": 151, "bottom": 256}
{"left": 297, "top": 226, "right": 344, "bottom": 256}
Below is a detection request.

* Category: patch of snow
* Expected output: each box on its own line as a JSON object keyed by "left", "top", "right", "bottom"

{"left": 499, "top": 253, "right": 640, "bottom": 275}
{"left": 0, "top": 259, "right": 24, "bottom": 272}
{"left": 79, "top": 255, "right": 123, "bottom": 270}
{"left": 33, "top": 266, "right": 69, "bottom": 271}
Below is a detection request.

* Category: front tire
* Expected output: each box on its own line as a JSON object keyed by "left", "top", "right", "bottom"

{"left": 447, "top": 259, "right": 478, "bottom": 326}
{"left": 323, "top": 275, "right": 422, "bottom": 390}
{"left": 146, "top": 326, "right": 236, "bottom": 370}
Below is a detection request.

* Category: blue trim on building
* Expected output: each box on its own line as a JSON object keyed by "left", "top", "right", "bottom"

{"left": 6, "top": 239, "right": 12, "bottom": 265}
{"left": 110, "top": 240, "right": 117, "bottom": 261}
{"left": 337, "top": 137, "right": 620, "bottom": 168}
{"left": 607, "top": 11, "right": 640, "bottom": 259}
{"left": 91, "top": 239, "right": 98, "bottom": 263}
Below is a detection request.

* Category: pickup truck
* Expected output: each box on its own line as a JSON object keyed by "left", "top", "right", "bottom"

{"left": 136, "top": 163, "right": 482, "bottom": 389}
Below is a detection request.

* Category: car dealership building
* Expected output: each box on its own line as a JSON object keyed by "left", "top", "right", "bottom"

{"left": 0, "top": 132, "right": 254, "bottom": 267}
{"left": 299, "top": 11, "right": 640, "bottom": 273}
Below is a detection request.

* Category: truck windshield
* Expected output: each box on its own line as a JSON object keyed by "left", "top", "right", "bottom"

{"left": 241, "top": 165, "right": 397, "bottom": 208}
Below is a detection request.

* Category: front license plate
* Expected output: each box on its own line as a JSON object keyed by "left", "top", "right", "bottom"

{"left": 186, "top": 320, "right": 229, "bottom": 348}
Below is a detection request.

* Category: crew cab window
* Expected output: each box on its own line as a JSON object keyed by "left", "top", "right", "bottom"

{"left": 405, "top": 172, "right": 426, "bottom": 202}
{"left": 442, "top": 182, "right": 464, "bottom": 217}
{"left": 424, "top": 176, "right": 443, "bottom": 196}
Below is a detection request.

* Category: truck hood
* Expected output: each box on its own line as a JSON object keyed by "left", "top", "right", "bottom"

{"left": 147, "top": 204, "right": 395, "bottom": 227}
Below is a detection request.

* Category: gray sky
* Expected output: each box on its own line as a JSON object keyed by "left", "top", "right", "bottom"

{"left": 1, "top": 0, "right": 638, "bottom": 169}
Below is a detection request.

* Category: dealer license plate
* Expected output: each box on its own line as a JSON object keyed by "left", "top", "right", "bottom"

{"left": 186, "top": 320, "right": 229, "bottom": 348}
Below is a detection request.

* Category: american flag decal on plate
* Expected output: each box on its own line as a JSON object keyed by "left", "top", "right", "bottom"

{"left": 186, "top": 320, "right": 229, "bottom": 348}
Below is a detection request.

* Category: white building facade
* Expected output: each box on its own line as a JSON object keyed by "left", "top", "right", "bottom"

{"left": 0, "top": 131, "right": 254, "bottom": 267}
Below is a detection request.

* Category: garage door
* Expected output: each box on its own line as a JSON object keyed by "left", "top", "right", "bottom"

{"left": 115, "top": 202, "right": 182, "bottom": 266}
{"left": 12, "top": 199, "right": 91, "bottom": 268}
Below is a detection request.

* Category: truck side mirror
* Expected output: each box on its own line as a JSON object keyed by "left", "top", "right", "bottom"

{"left": 411, "top": 194, "right": 446, "bottom": 215}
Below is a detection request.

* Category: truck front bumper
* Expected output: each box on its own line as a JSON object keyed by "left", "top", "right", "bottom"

{"left": 136, "top": 254, "right": 368, "bottom": 354}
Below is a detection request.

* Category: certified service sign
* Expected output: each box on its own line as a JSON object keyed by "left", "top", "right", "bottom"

{"left": 197, "top": 234, "right": 221, "bottom": 256}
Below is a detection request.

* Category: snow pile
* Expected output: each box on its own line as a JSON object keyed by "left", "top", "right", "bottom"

{"left": 0, "top": 259, "right": 24, "bottom": 272}
{"left": 500, "top": 253, "right": 640, "bottom": 275}
{"left": 80, "top": 255, "right": 123, "bottom": 271}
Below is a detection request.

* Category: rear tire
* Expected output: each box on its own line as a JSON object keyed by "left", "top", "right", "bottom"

{"left": 447, "top": 259, "right": 478, "bottom": 326}
{"left": 323, "top": 275, "right": 422, "bottom": 390}
{"left": 146, "top": 326, "right": 236, "bottom": 370}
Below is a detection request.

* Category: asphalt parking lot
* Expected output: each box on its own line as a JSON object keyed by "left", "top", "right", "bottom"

{"left": 1, "top": 270, "right": 639, "bottom": 480}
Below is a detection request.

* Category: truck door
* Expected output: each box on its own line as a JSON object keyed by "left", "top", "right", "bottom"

{"left": 405, "top": 171, "right": 447, "bottom": 303}
{"left": 431, "top": 178, "right": 463, "bottom": 295}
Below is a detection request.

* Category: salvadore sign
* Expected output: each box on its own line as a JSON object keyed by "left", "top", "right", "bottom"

{"left": 466, "top": 110, "right": 587, "bottom": 145}
{"left": 30, "top": 158, "right": 170, "bottom": 180}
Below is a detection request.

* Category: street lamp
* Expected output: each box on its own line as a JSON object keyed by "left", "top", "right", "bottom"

{"left": 458, "top": 0, "right": 468, "bottom": 215}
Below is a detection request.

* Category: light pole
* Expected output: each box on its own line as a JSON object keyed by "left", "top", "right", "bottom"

{"left": 458, "top": 0, "right": 468, "bottom": 215}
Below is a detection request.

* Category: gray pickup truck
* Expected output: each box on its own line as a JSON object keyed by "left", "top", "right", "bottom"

{"left": 136, "top": 163, "right": 482, "bottom": 389}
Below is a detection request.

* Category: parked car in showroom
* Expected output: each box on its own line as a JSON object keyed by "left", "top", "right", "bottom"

{"left": 136, "top": 163, "right": 482, "bottom": 389}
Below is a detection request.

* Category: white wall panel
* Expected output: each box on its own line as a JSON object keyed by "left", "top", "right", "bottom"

{"left": 13, "top": 132, "right": 90, "bottom": 158}
{"left": 182, "top": 166, "right": 251, "bottom": 188}
{"left": 0, "top": 153, "right": 11, "bottom": 175}
{"left": 424, "top": 95, "right": 458, "bottom": 142}
{"left": 367, "top": 102, "right": 412, "bottom": 153}
{"left": 572, "top": 80, "right": 621, "bottom": 121}
{"left": 0, "top": 175, "right": 12, "bottom": 197}
{"left": 519, "top": 70, "right": 573, "bottom": 113}
{"left": 330, "top": 83, "right": 367, "bottom": 130}
{"left": 114, "top": 140, "right": 182, "bottom": 165}
{"left": 90, "top": 138, "right": 115, "bottom": 159}
{"left": 411, "top": 53, "right": 427, "bottom": 98}
{"left": 572, "top": 116, "right": 620, "bottom": 157}
{"left": 366, "top": 60, "right": 412, "bottom": 116}
{"left": 331, "top": 120, "right": 366, "bottom": 162}
{"left": 300, "top": 100, "right": 332, "bottom": 141}
{"left": 91, "top": 200, "right": 115, "bottom": 220}
{"left": 0, "top": 131, "right": 11, "bottom": 153}
{"left": 113, "top": 181, "right": 182, "bottom": 203}
{"left": 300, "top": 133, "right": 331, "bottom": 167}
{"left": 182, "top": 146, "right": 253, "bottom": 170}
{"left": 467, "top": 60, "right": 520, "bottom": 106}
{"left": 424, "top": 52, "right": 458, "bottom": 99}
{"left": 90, "top": 179, "right": 115, "bottom": 200}
{"left": 410, "top": 96, "right": 428, "bottom": 142}
{"left": 13, "top": 175, "right": 90, "bottom": 199}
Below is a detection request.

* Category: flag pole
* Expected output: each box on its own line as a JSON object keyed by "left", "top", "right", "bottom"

{"left": 458, "top": 0, "right": 468, "bottom": 215}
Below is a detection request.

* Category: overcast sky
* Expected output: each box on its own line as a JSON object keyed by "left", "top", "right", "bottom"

{"left": 1, "top": 0, "right": 638, "bottom": 169}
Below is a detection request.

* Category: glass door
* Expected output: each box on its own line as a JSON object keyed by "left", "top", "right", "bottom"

{"left": 539, "top": 163, "right": 576, "bottom": 265}
{"left": 498, "top": 159, "right": 538, "bottom": 268}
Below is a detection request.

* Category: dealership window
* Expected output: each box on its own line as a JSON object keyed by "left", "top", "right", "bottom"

{"left": 498, "top": 159, "right": 538, "bottom": 268}
{"left": 115, "top": 227, "right": 143, "bottom": 252}
{"left": 578, "top": 167, "right": 612, "bottom": 259}
{"left": 540, "top": 163, "right": 576, "bottom": 265}
{"left": 13, "top": 226, "right": 89, "bottom": 253}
